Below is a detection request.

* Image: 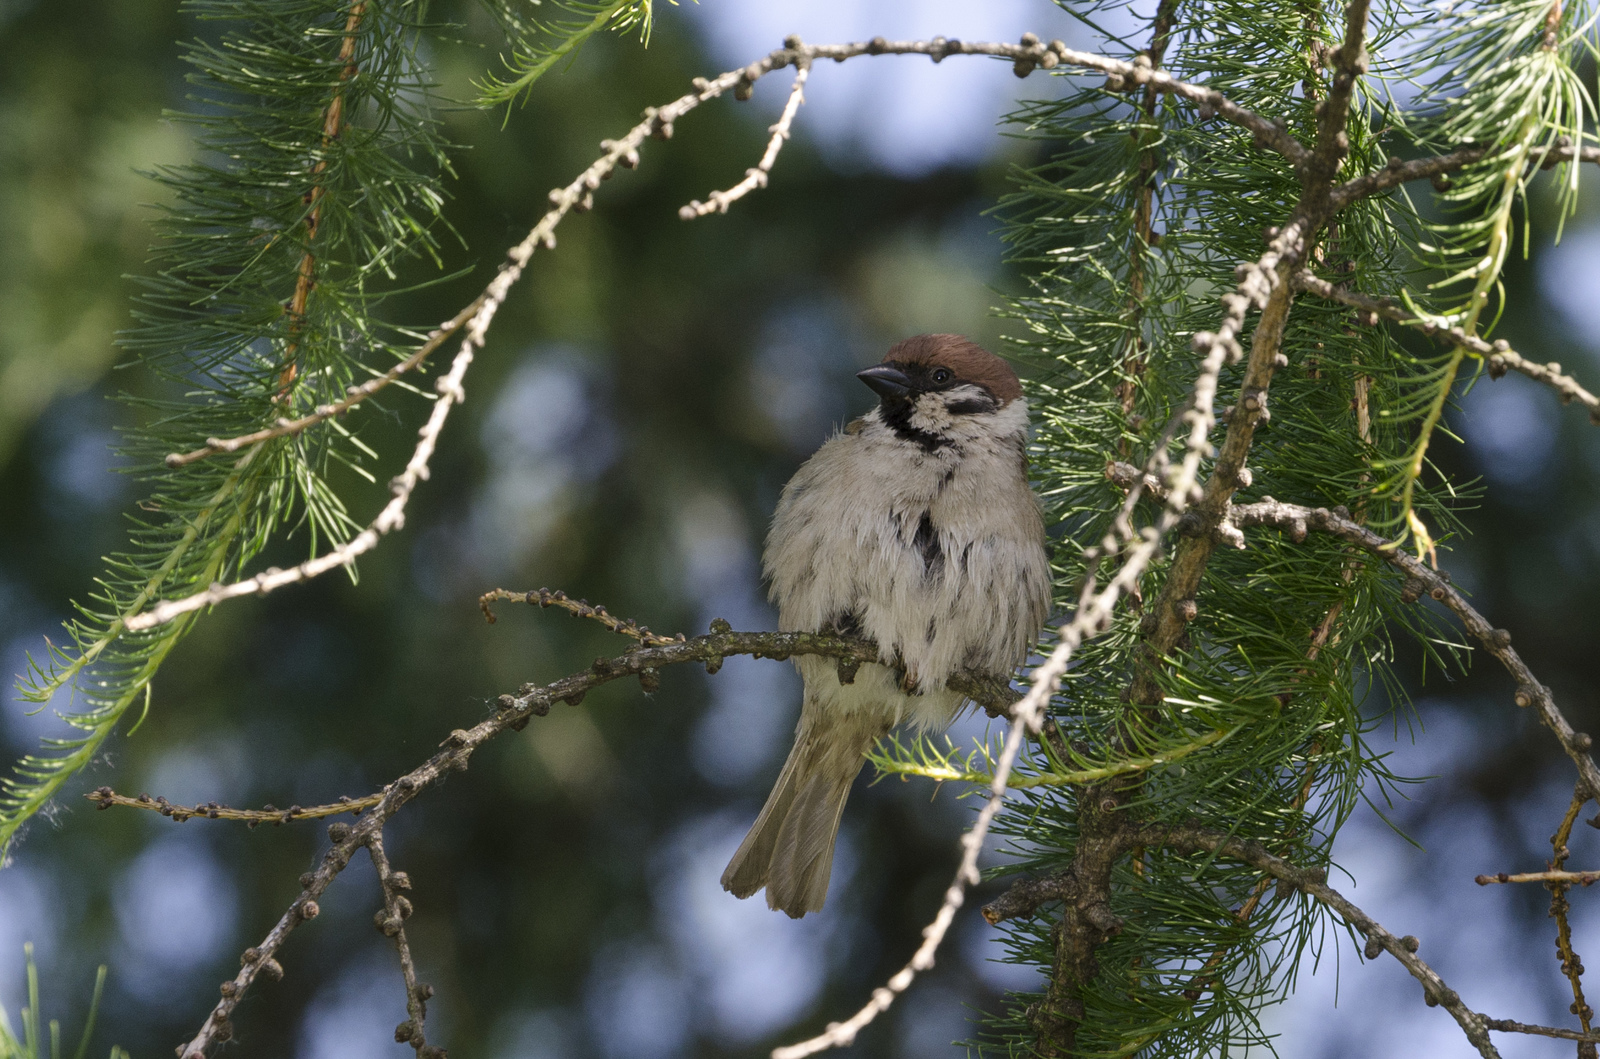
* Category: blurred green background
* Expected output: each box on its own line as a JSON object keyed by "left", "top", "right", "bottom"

{"left": 2, "top": 2, "right": 1599, "bottom": 1058}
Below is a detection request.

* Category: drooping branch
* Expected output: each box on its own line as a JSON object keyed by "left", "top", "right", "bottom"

{"left": 1151, "top": 824, "right": 1500, "bottom": 1056}
{"left": 165, "top": 33, "right": 1300, "bottom": 474}
{"left": 1293, "top": 270, "right": 1600, "bottom": 423}
{"left": 680, "top": 50, "right": 810, "bottom": 219}
{"left": 157, "top": 603, "right": 1016, "bottom": 1058}
{"left": 1230, "top": 497, "right": 1600, "bottom": 798}
{"left": 366, "top": 829, "right": 436, "bottom": 1059}
{"left": 1099, "top": 461, "right": 1600, "bottom": 799}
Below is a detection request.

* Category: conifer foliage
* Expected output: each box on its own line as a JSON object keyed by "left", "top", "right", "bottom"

{"left": 6, "top": 0, "right": 1599, "bottom": 1055}
{"left": 3, "top": 0, "right": 452, "bottom": 853}
{"left": 949, "top": 0, "right": 1595, "bottom": 1052}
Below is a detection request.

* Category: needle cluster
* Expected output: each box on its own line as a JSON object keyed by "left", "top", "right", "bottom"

{"left": 2, "top": 0, "right": 450, "bottom": 857}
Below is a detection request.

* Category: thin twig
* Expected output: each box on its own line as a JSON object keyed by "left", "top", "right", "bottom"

{"left": 681, "top": 57, "right": 810, "bottom": 218}
{"left": 129, "top": 321, "right": 480, "bottom": 632}
{"left": 1477, "top": 869, "right": 1600, "bottom": 886}
{"left": 1547, "top": 786, "right": 1595, "bottom": 1042}
{"left": 1293, "top": 271, "right": 1600, "bottom": 423}
{"left": 366, "top": 830, "right": 435, "bottom": 1058}
{"left": 165, "top": 299, "right": 486, "bottom": 468}
{"left": 1155, "top": 825, "right": 1500, "bottom": 1057}
{"left": 1330, "top": 145, "right": 1491, "bottom": 209}
{"left": 1328, "top": 142, "right": 1600, "bottom": 210}
{"left": 479, "top": 586, "right": 682, "bottom": 645}
{"left": 1484, "top": 1017, "right": 1600, "bottom": 1043}
{"left": 85, "top": 787, "right": 380, "bottom": 824}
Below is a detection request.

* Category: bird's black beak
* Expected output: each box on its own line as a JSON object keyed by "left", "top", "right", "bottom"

{"left": 856, "top": 364, "right": 914, "bottom": 402}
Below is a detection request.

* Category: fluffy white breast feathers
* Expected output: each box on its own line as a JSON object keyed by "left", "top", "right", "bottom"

{"left": 721, "top": 334, "right": 1052, "bottom": 918}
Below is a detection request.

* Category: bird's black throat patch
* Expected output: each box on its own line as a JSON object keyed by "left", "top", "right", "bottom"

{"left": 878, "top": 398, "right": 952, "bottom": 453}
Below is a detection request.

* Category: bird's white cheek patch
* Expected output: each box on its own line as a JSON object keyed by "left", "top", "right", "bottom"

{"left": 907, "top": 395, "right": 955, "bottom": 435}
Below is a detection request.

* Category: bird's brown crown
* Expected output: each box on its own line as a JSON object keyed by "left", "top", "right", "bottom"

{"left": 882, "top": 334, "right": 1023, "bottom": 405}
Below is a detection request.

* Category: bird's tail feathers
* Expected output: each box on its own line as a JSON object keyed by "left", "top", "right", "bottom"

{"left": 720, "top": 718, "right": 880, "bottom": 918}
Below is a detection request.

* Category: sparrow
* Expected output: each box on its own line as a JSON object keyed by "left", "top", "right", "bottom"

{"left": 721, "top": 333, "right": 1052, "bottom": 917}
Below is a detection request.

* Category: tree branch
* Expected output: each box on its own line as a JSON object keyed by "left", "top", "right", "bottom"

{"left": 1292, "top": 270, "right": 1600, "bottom": 423}
{"left": 1326, "top": 142, "right": 1600, "bottom": 210}
{"left": 680, "top": 52, "right": 810, "bottom": 219}
{"left": 163, "top": 298, "right": 486, "bottom": 469}
{"left": 1027, "top": 14, "right": 1373, "bottom": 1036}
{"left": 1233, "top": 498, "right": 1600, "bottom": 796}
{"left": 85, "top": 787, "right": 379, "bottom": 825}
{"left": 1484, "top": 1017, "right": 1600, "bottom": 1044}
{"left": 479, "top": 586, "right": 683, "bottom": 646}
{"left": 1546, "top": 786, "right": 1595, "bottom": 1040}
{"left": 1098, "top": 465, "right": 1600, "bottom": 803}
{"left": 1478, "top": 869, "right": 1600, "bottom": 886}
{"left": 160, "top": 605, "right": 1022, "bottom": 1058}
{"left": 1125, "top": 0, "right": 1368, "bottom": 700}
{"left": 1151, "top": 824, "right": 1501, "bottom": 1057}
{"left": 165, "top": 32, "right": 1299, "bottom": 472}
{"left": 366, "top": 829, "right": 437, "bottom": 1059}
{"left": 1330, "top": 145, "right": 1491, "bottom": 209}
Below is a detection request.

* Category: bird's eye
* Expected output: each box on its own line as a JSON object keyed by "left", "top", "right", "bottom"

{"left": 931, "top": 368, "right": 953, "bottom": 385}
